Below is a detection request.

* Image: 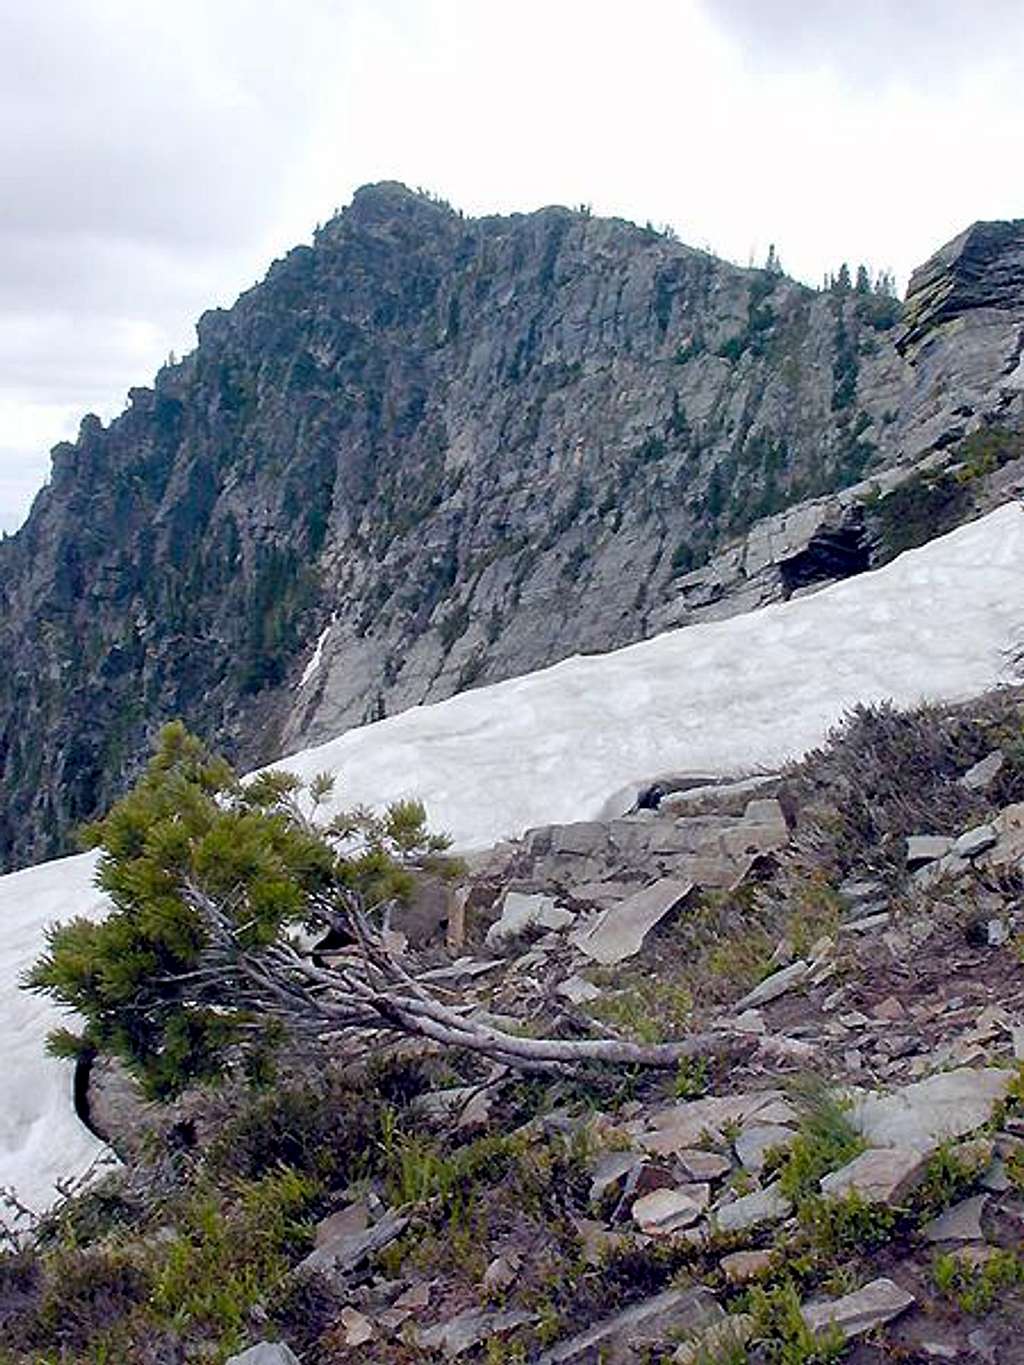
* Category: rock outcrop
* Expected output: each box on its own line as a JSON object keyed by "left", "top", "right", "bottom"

{"left": 3, "top": 188, "right": 1024, "bottom": 869}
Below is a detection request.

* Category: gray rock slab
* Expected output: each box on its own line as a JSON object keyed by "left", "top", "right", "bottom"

{"left": 486, "top": 891, "right": 573, "bottom": 945}
{"left": 711, "top": 1181, "right": 792, "bottom": 1234}
{"left": 226, "top": 1346, "right": 301, "bottom": 1365}
{"left": 642, "top": 1091, "right": 793, "bottom": 1155}
{"left": 678, "top": 1149, "right": 733, "bottom": 1182}
{"left": 590, "top": 1150, "right": 644, "bottom": 1203}
{"left": 536, "top": 1286, "right": 721, "bottom": 1364}
{"left": 850, "top": 1068, "right": 1014, "bottom": 1152}
{"left": 418, "top": 1308, "right": 534, "bottom": 1357}
{"left": 820, "top": 1147, "right": 927, "bottom": 1204}
{"left": 802, "top": 1277, "right": 915, "bottom": 1340}
{"left": 735, "top": 1123, "right": 794, "bottom": 1172}
{"left": 907, "top": 835, "right": 953, "bottom": 868}
{"left": 961, "top": 751, "right": 1004, "bottom": 791}
{"left": 573, "top": 878, "right": 694, "bottom": 964}
{"left": 923, "top": 1194, "right": 988, "bottom": 1242}
{"left": 736, "top": 960, "right": 808, "bottom": 1009}
{"left": 953, "top": 824, "right": 998, "bottom": 860}
{"left": 297, "top": 1206, "right": 408, "bottom": 1277}
{"left": 557, "top": 973, "right": 602, "bottom": 1005}
{"left": 553, "top": 822, "right": 610, "bottom": 856}
{"left": 632, "top": 1185, "right": 709, "bottom": 1234}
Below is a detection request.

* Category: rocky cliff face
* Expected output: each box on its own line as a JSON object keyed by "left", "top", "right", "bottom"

{"left": 2, "top": 185, "right": 1024, "bottom": 871}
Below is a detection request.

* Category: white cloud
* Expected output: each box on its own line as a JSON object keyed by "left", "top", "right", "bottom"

{"left": 3, "top": 0, "right": 1023, "bottom": 532}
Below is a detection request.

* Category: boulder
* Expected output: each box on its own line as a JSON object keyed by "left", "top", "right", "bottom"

{"left": 802, "top": 1277, "right": 914, "bottom": 1340}
{"left": 678, "top": 1149, "right": 733, "bottom": 1182}
{"left": 573, "top": 878, "right": 694, "bottom": 964}
{"left": 553, "top": 822, "right": 610, "bottom": 857}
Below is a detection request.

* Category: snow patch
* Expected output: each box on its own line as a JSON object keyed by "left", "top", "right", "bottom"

{"left": 296, "top": 619, "right": 333, "bottom": 690}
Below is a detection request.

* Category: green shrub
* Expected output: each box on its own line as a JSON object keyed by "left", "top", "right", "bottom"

{"left": 27, "top": 722, "right": 450, "bottom": 1098}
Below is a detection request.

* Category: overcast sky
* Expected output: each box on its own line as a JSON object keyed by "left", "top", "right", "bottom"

{"left": 3, "top": 0, "right": 1022, "bottom": 533}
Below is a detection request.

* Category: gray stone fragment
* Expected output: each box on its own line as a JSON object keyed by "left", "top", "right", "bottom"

{"left": 485, "top": 891, "right": 573, "bottom": 945}
{"left": 961, "top": 751, "right": 1004, "bottom": 791}
{"left": 953, "top": 823, "right": 998, "bottom": 860}
{"left": 418, "top": 1308, "right": 534, "bottom": 1357}
{"left": 711, "top": 1181, "right": 791, "bottom": 1234}
{"left": 557, "top": 973, "right": 602, "bottom": 1005}
{"left": 632, "top": 1185, "right": 709, "bottom": 1234}
{"left": 736, "top": 960, "right": 808, "bottom": 1009}
{"left": 838, "top": 911, "right": 891, "bottom": 934}
{"left": 851, "top": 1067, "right": 1014, "bottom": 1152}
{"left": 906, "top": 835, "right": 952, "bottom": 868}
{"left": 820, "top": 1147, "right": 927, "bottom": 1204}
{"left": 734, "top": 1124, "right": 793, "bottom": 1172}
{"left": 590, "top": 1150, "right": 644, "bottom": 1203}
{"left": 923, "top": 1194, "right": 988, "bottom": 1242}
{"left": 678, "top": 1149, "right": 733, "bottom": 1181}
{"left": 536, "top": 1286, "right": 721, "bottom": 1364}
{"left": 802, "top": 1277, "right": 914, "bottom": 1340}
{"left": 226, "top": 1346, "right": 301, "bottom": 1365}
{"left": 573, "top": 878, "right": 694, "bottom": 964}
{"left": 297, "top": 1206, "right": 408, "bottom": 1277}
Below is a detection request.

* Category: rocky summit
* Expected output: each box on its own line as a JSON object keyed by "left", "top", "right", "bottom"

{"left": 4, "top": 184, "right": 1024, "bottom": 872}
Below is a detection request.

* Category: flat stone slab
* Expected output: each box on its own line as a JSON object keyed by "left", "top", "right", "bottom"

{"left": 820, "top": 1147, "right": 927, "bottom": 1205}
{"left": 590, "top": 1150, "right": 645, "bottom": 1202}
{"left": 486, "top": 891, "right": 574, "bottom": 945}
{"left": 418, "top": 1308, "right": 534, "bottom": 1357}
{"left": 642, "top": 1091, "right": 795, "bottom": 1155}
{"left": 802, "top": 1277, "right": 915, "bottom": 1340}
{"left": 736, "top": 960, "right": 808, "bottom": 1009}
{"left": 632, "top": 1185, "right": 709, "bottom": 1235}
{"left": 297, "top": 1206, "right": 408, "bottom": 1277}
{"left": 734, "top": 1123, "right": 793, "bottom": 1172}
{"left": 711, "top": 1181, "right": 791, "bottom": 1234}
{"left": 678, "top": 1149, "right": 733, "bottom": 1182}
{"left": 961, "top": 751, "right": 1004, "bottom": 790}
{"left": 923, "top": 1194, "right": 988, "bottom": 1242}
{"left": 906, "top": 835, "right": 952, "bottom": 868}
{"left": 850, "top": 1068, "right": 1014, "bottom": 1152}
{"left": 536, "top": 1286, "right": 721, "bottom": 1364}
{"left": 573, "top": 878, "right": 694, "bottom": 964}
{"left": 953, "top": 824, "right": 998, "bottom": 860}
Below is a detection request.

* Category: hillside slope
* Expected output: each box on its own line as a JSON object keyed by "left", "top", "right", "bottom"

{"left": 3, "top": 501, "right": 1021, "bottom": 1220}
{"left": 3, "top": 187, "right": 1024, "bottom": 870}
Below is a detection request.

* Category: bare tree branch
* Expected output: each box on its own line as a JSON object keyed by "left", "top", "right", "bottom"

{"left": 182, "top": 882, "right": 744, "bottom": 1077}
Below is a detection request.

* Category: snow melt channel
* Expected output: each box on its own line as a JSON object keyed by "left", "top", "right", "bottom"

{"left": 2, "top": 500, "right": 1022, "bottom": 1220}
